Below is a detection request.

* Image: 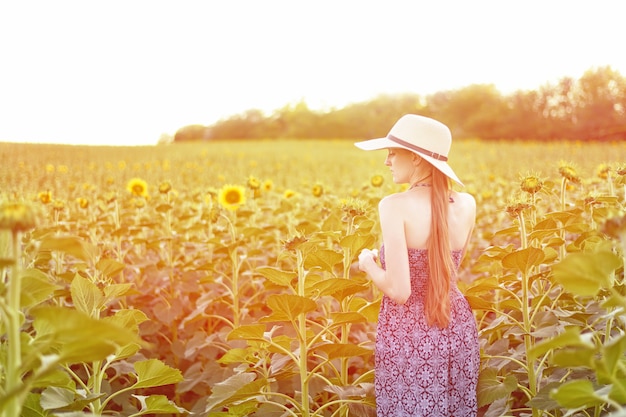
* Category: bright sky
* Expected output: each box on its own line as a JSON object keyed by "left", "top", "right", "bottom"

{"left": 1, "top": 0, "right": 624, "bottom": 146}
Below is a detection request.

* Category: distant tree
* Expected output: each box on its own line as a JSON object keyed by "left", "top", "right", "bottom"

{"left": 426, "top": 84, "right": 508, "bottom": 139}
{"left": 174, "top": 124, "right": 209, "bottom": 142}
{"left": 572, "top": 66, "right": 626, "bottom": 140}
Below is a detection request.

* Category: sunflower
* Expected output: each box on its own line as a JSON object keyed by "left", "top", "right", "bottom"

{"left": 262, "top": 179, "right": 274, "bottom": 192}
{"left": 283, "top": 189, "right": 296, "bottom": 199}
{"left": 38, "top": 191, "right": 52, "bottom": 204}
{"left": 126, "top": 178, "right": 149, "bottom": 197}
{"left": 0, "top": 201, "right": 38, "bottom": 232}
{"left": 218, "top": 184, "right": 246, "bottom": 211}
{"left": 520, "top": 172, "right": 543, "bottom": 194}
{"left": 159, "top": 181, "right": 172, "bottom": 194}
{"left": 371, "top": 174, "right": 384, "bottom": 187}
{"left": 247, "top": 175, "right": 261, "bottom": 190}
{"left": 596, "top": 163, "right": 610, "bottom": 180}
{"left": 558, "top": 162, "right": 580, "bottom": 184}
{"left": 76, "top": 197, "right": 89, "bottom": 209}
{"left": 312, "top": 183, "right": 324, "bottom": 197}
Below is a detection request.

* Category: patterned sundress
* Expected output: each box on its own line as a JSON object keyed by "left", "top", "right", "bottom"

{"left": 375, "top": 246, "right": 479, "bottom": 417}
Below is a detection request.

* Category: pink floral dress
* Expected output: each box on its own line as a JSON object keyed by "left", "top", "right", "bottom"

{"left": 375, "top": 246, "right": 479, "bottom": 417}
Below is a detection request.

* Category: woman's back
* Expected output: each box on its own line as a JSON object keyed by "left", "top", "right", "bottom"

{"left": 387, "top": 189, "right": 476, "bottom": 253}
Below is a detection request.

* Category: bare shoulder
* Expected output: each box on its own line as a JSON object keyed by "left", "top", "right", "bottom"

{"left": 378, "top": 191, "right": 407, "bottom": 208}
{"left": 450, "top": 191, "right": 476, "bottom": 218}
{"left": 451, "top": 191, "right": 476, "bottom": 208}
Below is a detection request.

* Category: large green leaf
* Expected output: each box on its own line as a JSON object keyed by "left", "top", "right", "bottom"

{"left": 31, "top": 306, "right": 142, "bottom": 364}
{"left": 304, "top": 248, "right": 344, "bottom": 273}
{"left": 38, "top": 235, "right": 97, "bottom": 262}
{"left": 203, "top": 372, "right": 258, "bottom": 412}
{"left": 550, "top": 379, "right": 606, "bottom": 408}
{"left": 501, "top": 247, "right": 545, "bottom": 275}
{"left": 339, "top": 234, "right": 376, "bottom": 257}
{"left": 528, "top": 326, "right": 593, "bottom": 359}
{"left": 477, "top": 367, "right": 517, "bottom": 408}
{"left": 132, "top": 359, "right": 184, "bottom": 389}
{"left": 310, "top": 278, "right": 365, "bottom": 300}
{"left": 552, "top": 250, "right": 621, "bottom": 296}
{"left": 314, "top": 343, "right": 372, "bottom": 360}
{"left": 132, "top": 394, "right": 187, "bottom": 414}
{"left": 227, "top": 324, "right": 266, "bottom": 341}
{"left": 70, "top": 273, "right": 104, "bottom": 316}
{"left": 260, "top": 294, "right": 317, "bottom": 322}
{"left": 256, "top": 266, "right": 296, "bottom": 287}
{"left": 20, "top": 268, "right": 60, "bottom": 308}
{"left": 96, "top": 258, "right": 126, "bottom": 278}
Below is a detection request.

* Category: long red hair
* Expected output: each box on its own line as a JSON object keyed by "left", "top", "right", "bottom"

{"left": 424, "top": 165, "right": 456, "bottom": 328}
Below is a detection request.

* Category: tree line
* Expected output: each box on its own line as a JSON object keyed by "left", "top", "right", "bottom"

{"left": 172, "top": 66, "right": 626, "bottom": 142}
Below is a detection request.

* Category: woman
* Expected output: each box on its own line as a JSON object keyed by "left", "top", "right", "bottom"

{"left": 355, "top": 114, "right": 479, "bottom": 417}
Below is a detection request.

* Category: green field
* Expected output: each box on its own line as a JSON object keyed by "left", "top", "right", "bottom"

{"left": 1, "top": 139, "right": 625, "bottom": 417}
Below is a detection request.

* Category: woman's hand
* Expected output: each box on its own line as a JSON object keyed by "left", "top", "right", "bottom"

{"left": 358, "top": 248, "right": 379, "bottom": 274}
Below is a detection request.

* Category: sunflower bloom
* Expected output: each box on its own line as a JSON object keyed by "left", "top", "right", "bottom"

{"left": 218, "top": 184, "right": 246, "bottom": 211}
{"left": 283, "top": 189, "right": 296, "bottom": 199}
{"left": 312, "top": 183, "right": 324, "bottom": 197}
{"left": 159, "top": 181, "right": 172, "bottom": 194}
{"left": 596, "top": 163, "right": 610, "bottom": 180}
{"left": 558, "top": 163, "right": 581, "bottom": 184}
{"left": 76, "top": 197, "right": 89, "bottom": 209}
{"left": 247, "top": 175, "right": 261, "bottom": 190}
{"left": 38, "top": 191, "right": 52, "bottom": 204}
{"left": 0, "top": 201, "right": 39, "bottom": 232}
{"left": 520, "top": 173, "right": 543, "bottom": 194}
{"left": 371, "top": 174, "right": 384, "bottom": 187}
{"left": 126, "top": 178, "right": 149, "bottom": 197}
{"left": 262, "top": 180, "right": 274, "bottom": 192}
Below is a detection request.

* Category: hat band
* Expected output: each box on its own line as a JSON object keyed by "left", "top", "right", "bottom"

{"left": 388, "top": 135, "right": 448, "bottom": 161}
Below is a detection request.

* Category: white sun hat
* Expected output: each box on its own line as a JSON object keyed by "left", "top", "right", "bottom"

{"left": 354, "top": 114, "right": 463, "bottom": 187}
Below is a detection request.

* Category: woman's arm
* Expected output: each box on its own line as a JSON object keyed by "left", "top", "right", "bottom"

{"left": 358, "top": 196, "right": 412, "bottom": 304}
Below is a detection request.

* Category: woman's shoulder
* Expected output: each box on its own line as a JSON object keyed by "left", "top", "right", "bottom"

{"left": 451, "top": 190, "right": 476, "bottom": 208}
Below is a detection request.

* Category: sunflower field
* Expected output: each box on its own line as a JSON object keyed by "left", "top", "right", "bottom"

{"left": 1, "top": 138, "right": 626, "bottom": 417}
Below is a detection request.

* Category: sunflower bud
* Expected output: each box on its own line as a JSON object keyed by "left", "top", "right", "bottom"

{"left": 0, "top": 202, "right": 39, "bottom": 232}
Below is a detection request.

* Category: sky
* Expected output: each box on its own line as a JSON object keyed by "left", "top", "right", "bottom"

{"left": 1, "top": 0, "right": 625, "bottom": 146}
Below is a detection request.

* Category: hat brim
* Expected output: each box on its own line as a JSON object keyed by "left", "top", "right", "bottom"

{"left": 354, "top": 138, "right": 464, "bottom": 187}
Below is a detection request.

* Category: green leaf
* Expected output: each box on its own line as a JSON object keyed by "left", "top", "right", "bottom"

{"left": 132, "top": 394, "right": 187, "bottom": 414}
{"left": 310, "top": 278, "right": 365, "bottom": 300}
{"left": 256, "top": 266, "right": 296, "bottom": 287}
{"left": 96, "top": 258, "right": 126, "bottom": 278}
{"left": 21, "top": 393, "right": 46, "bottom": 417}
{"left": 260, "top": 294, "right": 317, "bottom": 322}
{"left": 304, "top": 249, "right": 344, "bottom": 272}
{"left": 600, "top": 334, "right": 626, "bottom": 379}
{"left": 552, "top": 250, "right": 621, "bottom": 296}
{"left": 477, "top": 367, "right": 517, "bottom": 408}
{"left": 38, "top": 235, "right": 97, "bottom": 262}
{"left": 339, "top": 234, "right": 375, "bottom": 258}
{"left": 31, "top": 306, "right": 143, "bottom": 364}
{"left": 102, "top": 308, "right": 149, "bottom": 332}
{"left": 20, "top": 268, "right": 60, "bottom": 308}
{"left": 132, "top": 359, "right": 184, "bottom": 389}
{"left": 314, "top": 343, "right": 372, "bottom": 360}
{"left": 218, "top": 348, "right": 250, "bottom": 364}
{"left": 465, "top": 295, "right": 494, "bottom": 311}
{"left": 103, "top": 282, "right": 135, "bottom": 301}
{"left": 227, "top": 324, "right": 266, "bottom": 341}
{"left": 70, "top": 273, "right": 104, "bottom": 316}
{"left": 550, "top": 379, "right": 605, "bottom": 408}
{"left": 329, "top": 311, "right": 368, "bottom": 327}
{"left": 501, "top": 247, "right": 545, "bottom": 275}
{"left": 204, "top": 372, "right": 258, "bottom": 412}
{"left": 30, "top": 367, "right": 74, "bottom": 389}
{"left": 528, "top": 326, "right": 593, "bottom": 359}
